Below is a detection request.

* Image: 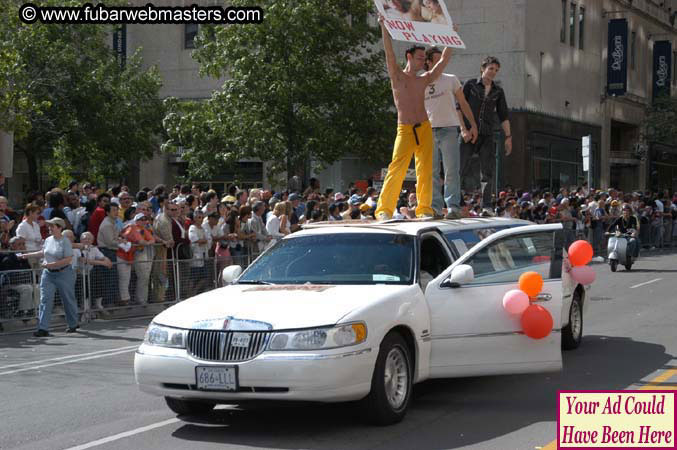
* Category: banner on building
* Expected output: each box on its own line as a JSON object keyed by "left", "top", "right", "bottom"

{"left": 606, "top": 19, "right": 628, "bottom": 96}
{"left": 373, "top": 0, "right": 465, "bottom": 48}
{"left": 113, "top": 24, "right": 126, "bottom": 69}
{"left": 652, "top": 40, "right": 672, "bottom": 101}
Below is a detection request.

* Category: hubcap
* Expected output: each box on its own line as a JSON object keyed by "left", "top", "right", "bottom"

{"left": 384, "top": 347, "right": 408, "bottom": 410}
{"left": 570, "top": 299, "right": 582, "bottom": 340}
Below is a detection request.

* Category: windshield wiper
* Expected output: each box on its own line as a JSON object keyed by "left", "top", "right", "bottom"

{"left": 237, "top": 280, "right": 274, "bottom": 285}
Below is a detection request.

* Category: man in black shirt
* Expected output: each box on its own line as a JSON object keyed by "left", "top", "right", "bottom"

{"left": 458, "top": 56, "right": 512, "bottom": 212}
{"left": 610, "top": 205, "right": 639, "bottom": 257}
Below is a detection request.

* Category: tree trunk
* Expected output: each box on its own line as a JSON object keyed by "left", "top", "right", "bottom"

{"left": 17, "top": 142, "right": 40, "bottom": 192}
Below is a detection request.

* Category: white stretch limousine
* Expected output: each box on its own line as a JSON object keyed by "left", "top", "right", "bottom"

{"left": 135, "top": 218, "right": 589, "bottom": 425}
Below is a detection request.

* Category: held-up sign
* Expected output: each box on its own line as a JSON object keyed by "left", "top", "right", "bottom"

{"left": 373, "top": 0, "right": 465, "bottom": 49}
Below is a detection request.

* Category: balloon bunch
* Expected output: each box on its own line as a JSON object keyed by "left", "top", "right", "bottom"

{"left": 567, "top": 240, "right": 596, "bottom": 285}
{"left": 502, "top": 272, "right": 553, "bottom": 339}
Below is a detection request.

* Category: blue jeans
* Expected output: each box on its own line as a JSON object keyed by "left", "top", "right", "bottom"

{"left": 38, "top": 266, "right": 78, "bottom": 330}
{"left": 431, "top": 127, "right": 461, "bottom": 213}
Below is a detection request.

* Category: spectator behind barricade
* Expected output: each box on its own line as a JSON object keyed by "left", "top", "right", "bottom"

{"left": 118, "top": 213, "right": 155, "bottom": 305}
{"left": 76, "top": 198, "right": 97, "bottom": 239}
{"left": 149, "top": 184, "right": 165, "bottom": 214}
{"left": 266, "top": 201, "right": 289, "bottom": 246}
{"left": 224, "top": 209, "right": 243, "bottom": 261}
{"left": 97, "top": 203, "right": 121, "bottom": 306}
{"left": 19, "top": 218, "right": 79, "bottom": 337}
{"left": 61, "top": 230, "right": 81, "bottom": 270}
{"left": 249, "top": 188, "right": 262, "bottom": 204}
{"left": 282, "top": 201, "right": 294, "bottom": 234}
{"left": 0, "top": 236, "right": 37, "bottom": 318}
{"left": 88, "top": 193, "right": 111, "bottom": 244}
{"left": 0, "top": 196, "right": 16, "bottom": 233}
{"left": 238, "top": 206, "right": 257, "bottom": 257}
{"left": 328, "top": 203, "right": 342, "bottom": 221}
{"left": 0, "top": 217, "right": 11, "bottom": 249}
{"left": 248, "top": 202, "right": 272, "bottom": 252}
{"left": 235, "top": 190, "right": 248, "bottom": 208}
{"left": 151, "top": 199, "right": 174, "bottom": 303}
{"left": 202, "top": 212, "right": 221, "bottom": 256}
{"left": 299, "top": 200, "right": 316, "bottom": 225}
{"left": 266, "top": 197, "right": 279, "bottom": 224}
{"left": 16, "top": 203, "right": 43, "bottom": 258}
{"left": 79, "top": 231, "right": 112, "bottom": 312}
{"left": 188, "top": 210, "right": 211, "bottom": 296}
{"left": 169, "top": 200, "right": 190, "bottom": 259}
{"left": 118, "top": 191, "right": 133, "bottom": 220}
{"left": 201, "top": 191, "right": 219, "bottom": 215}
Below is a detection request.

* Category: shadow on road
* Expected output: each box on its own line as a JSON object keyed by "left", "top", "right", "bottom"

{"left": 0, "top": 318, "right": 146, "bottom": 349}
{"left": 169, "top": 335, "right": 673, "bottom": 450}
{"left": 618, "top": 269, "right": 677, "bottom": 273}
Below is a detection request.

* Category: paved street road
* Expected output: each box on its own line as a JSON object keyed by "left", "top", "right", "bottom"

{"left": 1, "top": 250, "right": 676, "bottom": 450}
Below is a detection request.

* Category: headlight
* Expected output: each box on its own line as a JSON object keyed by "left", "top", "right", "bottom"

{"left": 268, "top": 322, "right": 367, "bottom": 351}
{"left": 144, "top": 323, "right": 187, "bottom": 348}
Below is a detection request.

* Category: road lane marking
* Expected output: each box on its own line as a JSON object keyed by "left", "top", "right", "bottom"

{"left": 539, "top": 365, "right": 677, "bottom": 449}
{"left": 0, "top": 349, "right": 137, "bottom": 375}
{"left": 0, "top": 345, "right": 139, "bottom": 370}
{"left": 63, "top": 418, "right": 180, "bottom": 450}
{"left": 630, "top": 278, "right": 662, "bottom": 289}
{"left": 640, "top": 367, "right": 677, "bottom": 390}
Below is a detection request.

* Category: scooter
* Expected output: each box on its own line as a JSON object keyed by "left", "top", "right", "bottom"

{"left": 606, "top": 231, "right": 634, "bottom": 272}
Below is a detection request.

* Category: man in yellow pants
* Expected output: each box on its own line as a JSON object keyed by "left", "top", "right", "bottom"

{"left": 375, "top": 14, "right": 453, "bottom": 220}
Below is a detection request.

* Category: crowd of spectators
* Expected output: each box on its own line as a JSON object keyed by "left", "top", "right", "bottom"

{"left": 1, "top": 176, "right": 676, "bottom": 326}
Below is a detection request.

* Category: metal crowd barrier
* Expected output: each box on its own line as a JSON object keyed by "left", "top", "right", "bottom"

{"left": 0, "top": 242, "right": 263, "bottom": 333}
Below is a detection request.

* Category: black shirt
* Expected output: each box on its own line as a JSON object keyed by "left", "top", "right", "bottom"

{"left": 611, "top": 215, "right": 638, "bottom": 234}
{"left": 0, "top": 253, "right": 31, "bottom": 285}
{"left": 459, "top": 78, "right": 509, "bottom": 135}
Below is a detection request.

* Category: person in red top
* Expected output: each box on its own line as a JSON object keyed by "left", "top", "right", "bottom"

{"left": 87, "top": 193, "right": 111, "bottom": 244}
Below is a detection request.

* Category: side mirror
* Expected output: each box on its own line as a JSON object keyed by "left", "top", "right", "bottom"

{"left": 441, "top": 264, "right": 474, "bottom": 288}
{"left": 221, "top": 265, "right": 243, "bottom": 285}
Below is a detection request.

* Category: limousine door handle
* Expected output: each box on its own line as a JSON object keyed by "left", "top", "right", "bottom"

{"left": 532, "top": 293, "right": 552, "bottom": 302}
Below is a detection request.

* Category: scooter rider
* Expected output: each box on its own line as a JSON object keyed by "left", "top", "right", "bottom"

{"left": 610, "top": 204, "right": 639, "bottom": 258}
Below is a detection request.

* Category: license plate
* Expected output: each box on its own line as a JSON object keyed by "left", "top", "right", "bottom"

{"left": 195, "top": 366, "right": 238, "bottom": 391}
{"left": 231, "top": 332, "right": 251, "bottom": 348}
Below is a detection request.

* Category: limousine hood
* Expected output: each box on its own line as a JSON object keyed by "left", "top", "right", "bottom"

{"left": 153, "top": 284, "right": 408, "bottom": 330}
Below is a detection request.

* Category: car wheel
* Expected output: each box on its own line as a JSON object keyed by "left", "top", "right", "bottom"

{"left": 562, "top": 291, "right": 583, "bottom": 350}
{"left": 165, "top": 397, "right": 215, "bottom": 416}
{"left": 360, "top": 332, "right": 412, "bottom": 426}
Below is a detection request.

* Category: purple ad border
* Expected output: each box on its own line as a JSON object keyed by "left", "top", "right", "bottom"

{"left": 556, "top": 390, "right": 677, "bottom": 450}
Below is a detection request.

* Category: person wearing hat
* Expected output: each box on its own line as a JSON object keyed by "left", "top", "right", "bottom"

{"left": 19, "top": 217, "right": 79, "bottom": 337}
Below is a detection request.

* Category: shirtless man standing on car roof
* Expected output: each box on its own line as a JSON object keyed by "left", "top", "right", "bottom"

{"left": 375, "top": 14, "right": 452, "bottom": 221}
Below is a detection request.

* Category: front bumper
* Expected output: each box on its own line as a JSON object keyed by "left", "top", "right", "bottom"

{"left": 134, "top": 343, "right": 377, "bottom": 403}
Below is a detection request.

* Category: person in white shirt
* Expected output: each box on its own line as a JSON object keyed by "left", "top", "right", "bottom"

{"left": 16, "top": 204, "right": 44, "bottom": 264}
{"left": 424, "top": 46, "right": 477, "bottom": 218}
{"left": 188, "top": 210, "right": 211, "bottom": 295}
{"left": 266, "top": 202, "right": 288, "bottom": 246}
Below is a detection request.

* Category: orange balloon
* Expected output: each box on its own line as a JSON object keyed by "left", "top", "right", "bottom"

{"left": 518, "top": 271, "right": 543, "bottom": 297}
{"left": 521, "top": 304, "right": 553, "bottom": 339}
{"left": 568, "top": 240, "right": 593, "bottom": 267}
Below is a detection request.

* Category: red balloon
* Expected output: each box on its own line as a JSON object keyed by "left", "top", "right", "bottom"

{"left": 568, "top": 240, "right": 593, "bottom": 267}
{"left": 521, "top": 304, "right": 553, "bottom": 339}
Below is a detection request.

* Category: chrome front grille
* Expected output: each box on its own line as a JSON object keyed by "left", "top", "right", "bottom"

{"left": 186, "top": 330, "right": 271, "bottom": 362}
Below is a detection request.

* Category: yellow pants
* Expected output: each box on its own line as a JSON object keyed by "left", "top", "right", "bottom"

{"left": 376, "top": 121, "right": 434, "bottom": 218}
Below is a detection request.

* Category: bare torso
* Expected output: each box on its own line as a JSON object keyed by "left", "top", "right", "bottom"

{"left": 391, "top": 72, "right": 430, "bottom": 125}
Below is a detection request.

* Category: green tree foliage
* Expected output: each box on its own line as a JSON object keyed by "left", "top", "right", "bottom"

{"left": 643, "top": 95, "right": 677, "bottom": 147}
{"left": 163, "top": 0, "right": 395, "bottom": 185}
{"left": 0, "top": 0, "right": 164, "bottom": 189}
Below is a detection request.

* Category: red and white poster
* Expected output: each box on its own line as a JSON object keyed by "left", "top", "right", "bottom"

{"left": 374, "top": 0, "right": 465, "bottom": 48}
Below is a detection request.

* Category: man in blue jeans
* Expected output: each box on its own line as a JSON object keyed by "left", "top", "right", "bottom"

{"left": 424, "top": 47, "right": 478, "bottom": 218}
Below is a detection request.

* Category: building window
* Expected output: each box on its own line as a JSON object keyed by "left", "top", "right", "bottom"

{"left": 569, "top": 3, "right": 576, "bottom": 48}
{"left": 561, "top": 0, "right": 567, "bottom": 43}
{"left": 630, "top": 31, "right": 636, "bottom": 70}
{"left": 578, "top": 7, "right": 585, "bottom": 50}
{"left": 184, "top": 23, "right": 198, "bottom": 49}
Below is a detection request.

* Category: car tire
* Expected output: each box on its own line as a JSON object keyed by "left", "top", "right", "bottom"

{"left": 562, "top": 291, "right": 583, "bottom": 350}
{"left": 360, "top": 332, "right": 412, "bottom": 426}
{"left": 165, "top": 397, "right": 215, "bottom": 416}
